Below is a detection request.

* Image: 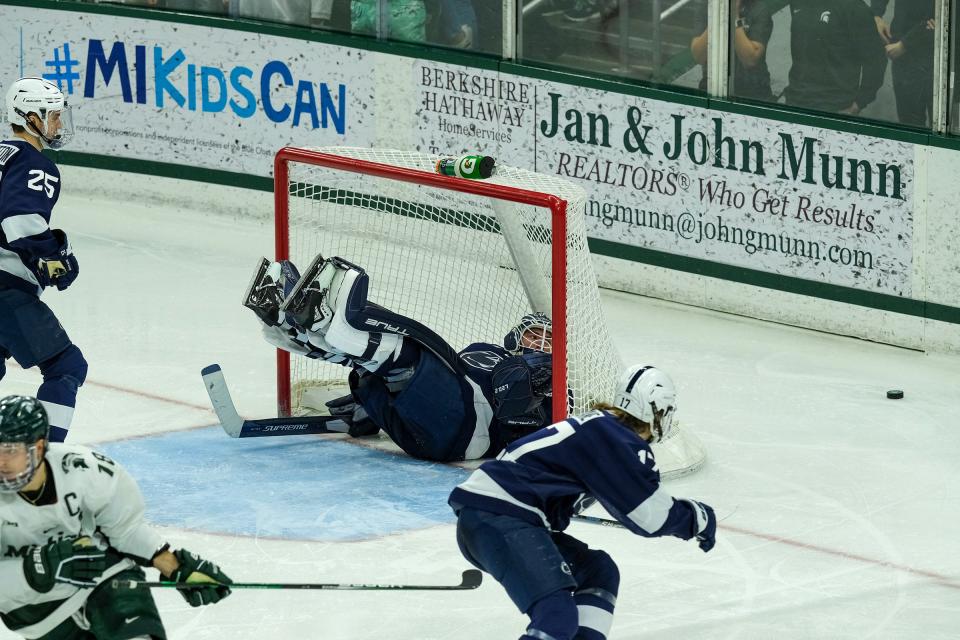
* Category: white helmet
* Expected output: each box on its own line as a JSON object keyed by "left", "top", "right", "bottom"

{"left": 5, "top": 77, "right": 73, "bottom": 149}
{"left": 613, "top": 365, "right": 677, "bottom": 443}
{"left": 503, "top": 312, "right": 553, "bottom": 354}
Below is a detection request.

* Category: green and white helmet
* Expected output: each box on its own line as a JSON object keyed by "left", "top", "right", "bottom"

{"left": 0, "top": 395, "right": 49, "bottom": 492}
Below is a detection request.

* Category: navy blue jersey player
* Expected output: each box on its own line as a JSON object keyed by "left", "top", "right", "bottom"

{"left": 243, "top": 255, "right": 556, "bottom": 462}
{"left": 448, "top": 365, "right": 717, "bottom": 640}
{"left": 0, "top": 78, "right": 85, "bottom": 442}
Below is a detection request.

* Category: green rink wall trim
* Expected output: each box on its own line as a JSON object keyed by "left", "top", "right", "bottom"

{"left": 50, "top": 150, "right": 960, "bottom": 327}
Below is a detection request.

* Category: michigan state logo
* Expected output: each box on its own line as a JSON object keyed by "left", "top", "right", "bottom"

{"left": 61, "top": 453, "right": 89, "bottom": 474}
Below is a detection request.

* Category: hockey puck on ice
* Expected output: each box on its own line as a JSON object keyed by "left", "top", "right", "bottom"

{"left": 886, "top": 389, "right": 904, "bottom": 400}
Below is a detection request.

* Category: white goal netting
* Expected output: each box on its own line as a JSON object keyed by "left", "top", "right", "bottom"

{"left": 278, "top": 147, "right": 704, "bottom": 478}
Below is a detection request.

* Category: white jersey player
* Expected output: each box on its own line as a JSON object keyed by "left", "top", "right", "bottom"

{"left": 0, "top": 395, "right": 232, "bottom": 639}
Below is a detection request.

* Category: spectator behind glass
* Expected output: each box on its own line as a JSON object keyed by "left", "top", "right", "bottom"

{"left": 238, "top": 0, "right": 309, "bottom": 24}
{"left": 871, "top": 0, "right": 935, "bottom": 127}
{"left": 430, "top": 0, "right": 478, "bottom": 49}
{"left": 691, "top": 0, "right": 773, "bottom": 100}
{"left": 785, "top": 0, "right": 886, "bottom": 116}
{"left": 237, "top": 0, "right": 338, "bottom": 26}
{"left": 351, "top": 0, "right": 427, "bottom": 42}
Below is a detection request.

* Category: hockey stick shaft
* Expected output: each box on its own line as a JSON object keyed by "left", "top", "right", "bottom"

{"left": 573, "top": 514, "right": 625, "bottom": 528}
{"left": 575, "top": 509, "right": 736, "bottom": 529}
{"left": 201, "top": 364, "right": 347, "bottom": 438}
{"left": 113, "top": 569, "right": 483, "bottom": 591}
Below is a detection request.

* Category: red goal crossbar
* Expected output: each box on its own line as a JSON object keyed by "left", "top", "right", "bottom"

{"left": 273, "top": 146, "right": 569, "bottom": 421}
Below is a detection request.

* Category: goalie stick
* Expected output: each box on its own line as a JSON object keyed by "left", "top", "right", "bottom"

{"left": 113, "top": 569, "right": 483, "bottom": 591}
{"left": 202, "top": 364, "right": 346, "bottom": 438}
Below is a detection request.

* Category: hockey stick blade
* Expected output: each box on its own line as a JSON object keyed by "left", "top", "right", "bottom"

{"left": 113, "top": 569, "right": 483, "bottom": 591}
{"left": 201, "top": 364, "right": 347, "bottom": 438}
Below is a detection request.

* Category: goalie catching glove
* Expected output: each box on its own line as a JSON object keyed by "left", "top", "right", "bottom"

{"left": 23, "top": 535, "right": 122, "bottom": 592}
{"left": 164, "top": 549, "right": 233, "bottom": 606}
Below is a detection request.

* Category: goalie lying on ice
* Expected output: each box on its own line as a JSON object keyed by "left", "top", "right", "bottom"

{"left": 244, "top": 255, "right": 558, "bottom": 462}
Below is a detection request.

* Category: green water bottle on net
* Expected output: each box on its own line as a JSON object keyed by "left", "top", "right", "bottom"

{"left": 435, "top": 154, "right": 496, "bottom": 180}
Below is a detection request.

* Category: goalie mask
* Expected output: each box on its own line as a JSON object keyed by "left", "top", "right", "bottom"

{"left": 0, "top": 395, "right": 49, "bottom": 492}
{"left": 6, "top": 77, "right": 74, "bottom": 149}
{"left": 504, "top": 313, "right": 553, "bottom": 354}
{"left": 613, "top": 365, "right": 677, "bottom": 443}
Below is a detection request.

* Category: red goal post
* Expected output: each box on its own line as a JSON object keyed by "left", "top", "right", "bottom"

{"left": 275, "top": 146, "right": 573, "bottom": 421}
{"left": 271, "top": 146, "right": 705, "bottom": 478}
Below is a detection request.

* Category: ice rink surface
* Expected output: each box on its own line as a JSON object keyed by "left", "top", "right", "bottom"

{"left": 2, "top": 187, "right": 959, "bottom": 639}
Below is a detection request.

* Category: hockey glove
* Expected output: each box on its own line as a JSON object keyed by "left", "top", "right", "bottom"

{"left": 521, "top": 351, "right": 553, "bottom": 397}
{"left": 492, "top": 355, "right": 548, "bottom": 428}
{"left": 23, "top": 536, "right": 109, "bottom": 593}
{"left": 166, "top": 549, "right": 233, "bottom": 607}
{"left": 681, "top": 499, "right": 717, "bottom": 553}
{"left": 36, "top": 229, "right": 79, "bottom": 291}
{"left": 325, "top": 393, "right": 379, "bottom": 437}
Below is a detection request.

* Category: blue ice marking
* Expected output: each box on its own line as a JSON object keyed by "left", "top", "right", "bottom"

{"left": 99, "top": 427, "right": 471, "bottom": 541}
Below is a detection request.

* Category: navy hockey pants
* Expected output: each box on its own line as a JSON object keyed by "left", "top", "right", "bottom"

{"left": 354, "top": 348, "right": 475, "bottom": 462}
{"left": 455, "top": 507, "right": 619, "bottom": 639}
{"left": 0, "top": 288, "right": 87, "bottom": 442}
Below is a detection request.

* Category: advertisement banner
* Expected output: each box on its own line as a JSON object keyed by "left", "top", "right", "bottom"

{"left": 1, "top": 6, "right": 914, "bottom": 298}
{"left": 1, "top": 6, "right": 375, "bottom": 177}
{"left": 414, "top": 61, "right": 915, "bottom": 297}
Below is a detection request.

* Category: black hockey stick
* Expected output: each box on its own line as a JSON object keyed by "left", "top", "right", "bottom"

{"left": 201, "top": 364, "right": 347, "bottom": 438}
{"left": 573, "top": 514, "right": 625, "bottom": 528}
{"left": 575, "top": 509, "right": 737, "bottom": 529}
{"left": 113, "top": 569, "right": 483, "bottom": 591}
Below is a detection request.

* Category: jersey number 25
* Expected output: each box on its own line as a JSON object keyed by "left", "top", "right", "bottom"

{"left": 27, "top": 170, "right": 59, "bottom": 198}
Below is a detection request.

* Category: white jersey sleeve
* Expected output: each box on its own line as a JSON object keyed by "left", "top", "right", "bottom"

{"left": 78, "top": 450, "right": 166, "bottom": 562}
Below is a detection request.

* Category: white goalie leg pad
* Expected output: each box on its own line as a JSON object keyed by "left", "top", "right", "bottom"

{"left": 322, "top": 267, "right": 377, "bottom": 357}
{"left": 308, "top": 261, "right": 409, "bottom": 372}
{"left": 261, "top": 324, "right": 312, "bottom": 356}
{"left": 352, "top": 333, "right": 406, "bottom": 374}
{"left": 302, "top": 328, "right": 355, "bottom": 366}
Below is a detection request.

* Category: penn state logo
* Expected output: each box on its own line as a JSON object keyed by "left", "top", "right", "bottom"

{"left": 460, "top": 350, "right": 504, "bottom": 371}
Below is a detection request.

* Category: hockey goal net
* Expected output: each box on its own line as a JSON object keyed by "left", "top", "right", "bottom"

{"left": 274, "top": 147, "right": 705, "bottom": 478}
